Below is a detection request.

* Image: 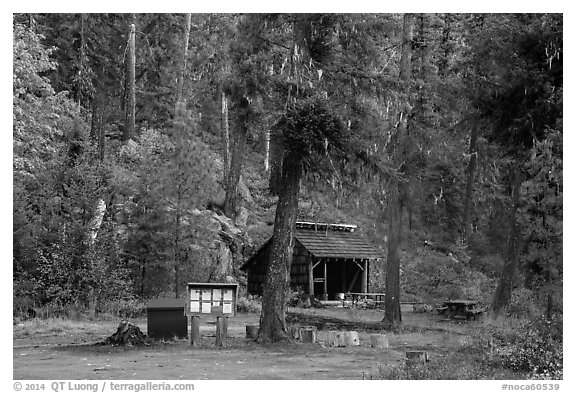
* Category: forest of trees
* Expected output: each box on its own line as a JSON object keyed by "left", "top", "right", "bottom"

{"left": 13, "top": 14, "right": 562, "bottom": 345}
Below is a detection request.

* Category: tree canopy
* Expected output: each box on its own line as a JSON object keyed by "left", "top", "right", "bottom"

{"left": 13, "top": 14, "right": 562, "bottom": 340}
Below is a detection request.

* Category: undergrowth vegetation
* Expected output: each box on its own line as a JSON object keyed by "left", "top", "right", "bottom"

{"left": 376, "top": 313, "right": 562, "bottom": 380}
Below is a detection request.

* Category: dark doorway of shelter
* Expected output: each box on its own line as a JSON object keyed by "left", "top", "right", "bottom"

{"left": 313, "top": 259, "right": 363, "bottom": 300}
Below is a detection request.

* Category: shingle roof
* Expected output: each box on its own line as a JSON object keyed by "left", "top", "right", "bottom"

{"left": 242, "top": 222, "right": 382, "bottom": 270}
{"left": 295, "top": 227, "right": 382, "bottom": 259}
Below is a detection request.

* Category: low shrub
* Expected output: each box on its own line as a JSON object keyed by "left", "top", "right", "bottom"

{"left": 236, "top": 296, "right": 261, "bottom": 313}
{"left": 102, "top": 298, "right": 147, "bottom": 318}
{"left": 377, "top": 350, "right": 519, "bottom": 380}
{"left": 497, "top": 314, "right": 563, "bottom": 379}
{"left": 507, "top": 287, "right": 540, "bottom": 318}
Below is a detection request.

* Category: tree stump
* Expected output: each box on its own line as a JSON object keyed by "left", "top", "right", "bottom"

{"left": 343, "top": 331, "right": 360, "bottom": 346}
{"left": 288, "top": 325, "right": 300, "bottom": 340}
{"left": 102, "top": 320, "right": 149, "bottom": 346}
{"left": 328, "top": 331, "right": 346, "bottom": 347}
{"left": 370, "top": 334, "right": 389, "bottom": 348}
{"left": 299, "top": 326, "right": 317, "bottom": 343}
{"left": 246, "top": 324, "right": 259, "bottom": 340}
{"left": 406, "top": 351, "right": 429, "bottom": 364}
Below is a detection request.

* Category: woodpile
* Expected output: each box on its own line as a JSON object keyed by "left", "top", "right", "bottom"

{"left": 370, "top": 334, "right": 389, "bottom": 348}
{"left": 328, "top": 331, "right": 346, "bottom": 347}
{"left": 101, "top": 320, "right": 150, "bottom": 346}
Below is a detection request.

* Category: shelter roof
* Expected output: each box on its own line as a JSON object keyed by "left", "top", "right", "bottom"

{"left": 242, "top": 222, "right": 383, "bottom": 270}
{"left": 294, "top": 224, "right": 382, "bottom": 259}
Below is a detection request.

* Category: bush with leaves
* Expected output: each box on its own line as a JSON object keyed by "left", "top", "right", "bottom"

{"left": 497, "top": 314, "right": 563, "bottom": 379}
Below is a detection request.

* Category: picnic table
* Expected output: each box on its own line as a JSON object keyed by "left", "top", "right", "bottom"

{"left": 347, "top": 292, "right": 386, "bottom": 308}
{"left": 436, "top": 299, "right": 483, "bottom": 320}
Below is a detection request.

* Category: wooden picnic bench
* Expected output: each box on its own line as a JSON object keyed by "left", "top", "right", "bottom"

{"left": 347, "top": 293, "right": 386, "bottom": 308}
{"left": 437, "top": 299, "right": 483, "bottom": 321}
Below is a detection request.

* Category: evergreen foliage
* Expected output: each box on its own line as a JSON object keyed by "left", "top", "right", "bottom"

{"left": 12, "top": 12, "right": 562, "bottom": 349}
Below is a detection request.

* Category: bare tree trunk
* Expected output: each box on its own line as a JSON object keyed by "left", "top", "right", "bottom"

{"left": 439, "top": 13, "right": 453, "bottom": 77}
{"left": 463, "top": 123, "right": 479, "bottom": 243}
{"left": 90, "top": 92, "right": 105, "bottom": 160}
{"left": 491, "top": 164, "right": 524, "bottom": 316}
{"left": 175, "top": 13, "right": 192, "bottom": 108}
{"left": 224, "top": 96, "right": 250, "bottom": 218}
{"left": 78, "top": 13, "right": 87, "bottom": 107}
{"left": 221, "top": 89, "right": 230, "bottom": 184}
{"left": 123, "top": 19, "right": 136, "bottom": 142}
{"left": 98, "top": 117, "right": 105, "bottom": 161}
{"left": 87, "top": 198, "right": 106, "bottom": 246}
{"left": 269, "top": 136, "right": 283, "bottom": 195}
{"left": 173, "top": 203, "right": 182, "bottom": 299}
{"left": 258, "top": 151, "right": 302, "bottom": 342}
{"left": 264, "top": 130, "right": 270, "bottom": 173}
{"left": 383, "top": 181, "right": 402, "bottom": 326}
{"left": 382, "top": 13, "right": 413, "bottom": 328}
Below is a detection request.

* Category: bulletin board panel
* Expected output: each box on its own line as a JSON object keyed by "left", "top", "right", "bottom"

{"left": 186, "top": 282, "right": 238, "bottom": 317}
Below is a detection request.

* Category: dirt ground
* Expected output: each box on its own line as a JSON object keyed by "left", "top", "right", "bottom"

{"left": 13, "top": 305, "right": 481, "bottom": 380}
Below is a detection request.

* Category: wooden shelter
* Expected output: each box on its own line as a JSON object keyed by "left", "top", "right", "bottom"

{"left": 241, "top": 222, "right": 383, "bottom": 300}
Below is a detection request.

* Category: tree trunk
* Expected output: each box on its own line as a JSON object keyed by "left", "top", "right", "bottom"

{"left": 382, "top": 12, "right": 413, "bottom": 328}
{"left": 258, "top": 151, "right": 302, "bottom": 342}
{"left": 439, "top": 13, "right": 453, "bottom": 77}
{"left": 87, "top": 198, "right": 106, "bottom": 246}
{"left": 224, "top": 96, "right": 250, "bottom": 218}
{"left": 383, "top": 180, "right": 403, "bottom": 327}
{"left": 463, "top": 122, "right": 479, "bottom": 243}
{"left": 269, "top": 136, "right": 283, "bottom": 195}
{"left": 491, "top": 164, "right": 524, "bottom": 316}
{"left": 174, "top": 209, "right": 181, "bottom": 298}
{"left": 123, "top": 20, "right": 136, "bottom": 142}
{"left": 221, "top": 89, "right": 230, "bottom": 184}
{"left": 90, "top": 93, "right": 102, "bottom": 141}
{"left": 91, "top": 93, "right": 105, "bottom": 161}
{"left": 175, "top": 13, "right": 192, "bottom": 108}
{"left": 264, "top": 130, "right": 270, "bottom": 173}
{"left": 78, "top": 13, "right": 86, "bottom": 107}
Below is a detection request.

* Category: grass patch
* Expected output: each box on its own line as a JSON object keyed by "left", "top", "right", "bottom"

{"left": 13, "top": 317, "right": 124, "bottom": 338}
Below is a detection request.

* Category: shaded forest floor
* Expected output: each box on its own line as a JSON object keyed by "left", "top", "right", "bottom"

{"left": 13, "top": 305, "right": 524, "bottom": 380}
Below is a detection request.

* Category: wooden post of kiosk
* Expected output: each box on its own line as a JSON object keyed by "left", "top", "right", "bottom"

{"left": 215, "top": 316, "right": 225, "bottom": 346}
{"left": 190, "top": 315, "right": 200, "bottom": 347}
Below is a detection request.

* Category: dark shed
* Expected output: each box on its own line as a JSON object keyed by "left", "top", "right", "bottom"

{"left": 147, "top": 298, "right": 188, "bottom": 340}
{"left": 241, "top": 222, "right": 383, "bottom": 300}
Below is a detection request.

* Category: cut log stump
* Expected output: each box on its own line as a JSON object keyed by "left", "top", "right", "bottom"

{"left": 299, "top": 326, "right": 317, "bottom": 343}
{"left": 328, "top": 331, "right": 346, "bottom": 347}
{"left": 344, "top": 331, "right": 360, "bottom": 346}
{"left": 288, "top": 325, "right": 300, "bottom": 340}
{"left": 328, "top": 331, "right": 360, "bottom": 347}
{"left": 406, "top": 351, "right": 429, "bottom": 364}
{"left": 246, "top": 324, "right": 259, "bottom": 340}
{"left": 370, "top": 334, "right": 389, "bottom": 349}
